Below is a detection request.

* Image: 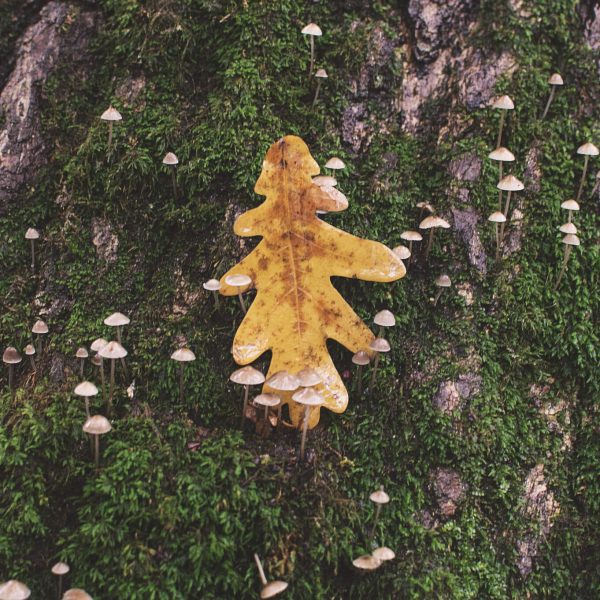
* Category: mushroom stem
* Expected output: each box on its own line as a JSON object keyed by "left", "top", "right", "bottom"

{"left": 356, "top": 364, "right": 363, "bottom": 396}
{"left": 309, "top": 35, "right": 315, "bottom": 77}
{"left": 495, "top": 222, "right": 501, "bottom": 261}
{"left": 79, "top": 358, "right": 84, "bottom": 379}
{"left": 116, "top": 326, "right": 129, "bottom": 379}
{"left": 369, "top": 503, "right": 383, "bottom": 541}
{"left": 85, "top": 398, "right": 90, "bottom": 419}
{"left": 37, "top": 334, "right": 42, "bottom": 355}
{"left": 108, "top": 358, "right": 115, "bottom": 415}
{"left": 93, "top": 433, "right": 100, "bottom": 469}
{"left": 541, "top": 86, "right": 556, "bottom": 120}
{"left": 107, "top": 122, "right": 114, "bottom": 152}
{"left": 576, "top": 155, "right": 590, "bottom": 202}
{"left": 497, "top": 111, "right": 505, "bottom": 148}
{"left": 424, "top": 228, "right": 435, "bottom": 261}
{"left": 300, "top": 406, "right": 311, "bottom": 460}
{"left": 99, "top": 358, "right": 106, "bottom": 402}
{"left": 171, "top": 168, "right": 178, "bottom": 199}
{"left": 240, "top": 384, "right": 249, "bottom": 428}
{"left": 30, "top": 239, "right": 36, "bottom": 272}
{"left": 567, "top": 210, "right": 573, "bottom": 224}
{"left": 433, "top": 288, "right": 443, "bottom": 307}
{"left": 408, "top": 240, "right": 414, "bottom": 264}
{"left": 212, "top": 290, "right": 220, "bottom": 308}
{"left": 237, "top": 287, "right": 247, "bottom": 314}
{"left": 179, "top": 362, "right": 184, "bottom": 403}
{"left": 8, "top": 364, "right": 14, "bottom": 396}
{"left": 368, "top": 352, "right": 381, "bottom": 396}
{"left": 57, "top": 574, "right": 63, "bottom": 600}
{"left": 554, "top": 244, "right": 573, "bottom": 290}
{"left": 499, "top": 190, "right": 512, "bottom": 241}
{"left": 497, "top": 162, "right": 504, "bottom": 211}
{"left": 277, "top": 405, "right": 282, "bottom": 431}
{"left": 29, "top": 355, "right": 36, "bottom": 372}
{"left": 312, "top": 79, "right": 322, "bottom": 106}
{"left": 254, "top": 554, "right": 268, "bottom": 587}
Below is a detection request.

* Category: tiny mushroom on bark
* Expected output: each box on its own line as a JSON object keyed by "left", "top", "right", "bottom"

{"left": 51, "top": 562, "right": 70, "bottom": 600}
{"left": 24, "top": 344, "right": 36, "bottom": 371}
{"left": 254, "top": 554, "right": 288, "bottom": 599}
{"left": 62, "top": 589, "right": 93, "bottom": 600}
{"left": 542, "top": 72, "right": 564, "bottom": 119}
{"left": 324, "top": 156, "right": 345, "bottom": 170}
{"left": 367, "top": 338, "right": 391, "bottom": 396}
{"left": 162, "top": 152, "right": 179, "bottom": 198}
{"left": 292, "top": 387, "right": 324, "bottom": 460}
{"left": 32, "top": 319, "right": 48, "bottom": 354}
{"left": 98, "top": 341, "right": 127, "bottom": 414}
{"left": 352, "top": 554, "right": 382, "bottom": 571}
{"left": 369, "top": 485, "right": 390, "bottom": 538}
{"left": 3, "top": 347, "right": 22, "bottom": 395}
{"left": 170, "top": 347, "right": 196, "bottom": 403}
{"left": 313, "top": 68, "right": 328, "bottom": 106}
{"left": 488, "top": 147, "right": 515, "bottom": 210}
{"left": 497, "top": 174, "right": 524, "bottom": 241}
{"left": 230, "top": 366, "right": 265, "bottom": 428}
{"left": 0, "top": 580, "right": 31, "bottom": 600}
{"left": 100, "top": 106, "right": 122, "bottom": 152}
{"left": 75, "top": 347, "right": 88, "bottom": 378}
{"left": 488, "top": 211, "right": 507, "bottom": 261}
{"left": 74, "top": 381, "right": 98, "bottom": 419}
{"left": 352, "top": 350, "right": 370, "bottom": 396}
{"left": 560, "top": 199, "right": 579, "bottom": 223}
{"left": 491, "top": 94, "right": 514, "bottom": 147}
{"left": 575, "top": 142, "right": 599, "bottom": 201}
{"left": 203, "top": 278, "right": 221, "bottom": 308}
{"left": 24, "top": 227, "right": 40, "bottom": 271}
{"left": 103, "top": 312, "right": 130, "bottom": 376}
{"left": 83, "top": 415, "right": 112, "bottom": 470}
{"left": 373, "top": 309, "right": 395, "bottom": 338}
{"left": 400, "top": 230, "right": 422, "bottom": 259}
{"left": 301, "top": 23, "right": 322, "bottom": 77}
{"left": 554, "top": 233, "right": 581, "bottom": 290}
{"left": 419, "top": 215, "right": 451, "bottom": 261}
{"left": 433, "top": 274, "right": 452, "bottom": 306}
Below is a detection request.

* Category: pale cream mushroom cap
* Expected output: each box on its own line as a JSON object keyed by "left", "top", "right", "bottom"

{"left": 253, "top": 393, "right": 281, "bottom": 408}
{"left": 435, "top": 274, "right": 452, "bottom": 288}
{"left": 562, "top": 234, "right": 580, "bottom": 246}
{"left": 560, "top": 199, "right": 579, "bottom": 211}
{"left": 416, "top": 201, "right": 435, "bottom": 213}
{"left": 162, "top": 152, "right": 179, "bottom": 165}
{"left": 0, "top": 580, "right": 31, "bottom": 600}
{"left": 90, "top": 338, "right": 108, "bottom": 352}
{"left": 230, "top": 366, "right": 265, "bottom": 386}
{"left": 324, "top": 156, "right": 345, "bottom": 170}
{"left": 75, "top": 347, "right": 89, "bottom": 359}
{"left": 392, "top": 245, "right": 411, "bottom": 260}
{"left": 317, "top": 185, "right": 348, "bottom": 211}
{"left": 370, "top": 486, "right": 390, "bottom": 504}
{"left": 225, "top": 274, "right": 252, "bottom": 288}
{"left": 74, "top": 381, "right": 98, "bottom": 397}
{"left": 98, "top": 341, "right": 127, "bottom": 360}
{"left": 203, "top": 278, "right": 221, "bottom": 291}
{"left": 419, "top": 215, "right": 450, "bottom": 230}
{"left": 24, "top": 227, "right": 40, "bottom": 240}
{"left": 400, "top": 230, "right": 422, "bottom": 242}
{"left": 352, "top": 350, "right": 370, "bottom": 366}
{"left": 171, "top": 348, "right": 196, "bottom": 362}
{"left": 372, "top": 546, "right": 395, "bottom": 561}
{"left": 296, "top": 368, "right": 322, "bottom": 387}
{"left": 488, "top": 211, "right": 507, "bottom": 223}
{"left": 104, "top": 312, "right": 130, "bottom": 327}
{"left": 312, "top": 175, "right": 337, "bottom": 187}
{"left": 292, "top": 387, "right": 325, "bottom": 407}
{"left": 369, "top": 338, "right": 391, "bottom": 353}
{"left": 559, "top": 223, "right": 577, "bottom": 234}
{"left": 3, "top": 347, "right": 22, "bottom": 365}
{"left": 266, "top": 370, "right": 300, "bottom": 391}
{"left": 315, "top": 68, "right": 328, "bottom": 78}
{"left": 82, "top": 415, "right": 111, "bottom": 435}
{"left": 100, "top": 106, "right": 122, "bottom": 121}
{"left": 488, "top": 147, "right": 515, "bottom": 162}
{"left": 24, "top": 344, "right": 35, "bottom": 356}
{"left": 260, "top": 580, "right": 289, "bottom": 599}
{"left": 497, "top": 174, "right": 524, "bottom": 191}
{"left": 352, "top": 555, "right": 382, "bottom": 570}
{"left": 51, "top": 562, "right": 70, "bottom": 576}
{"left": 301, "top": 22, "right": 322, "bottom": 36}
{"left": 548, "top": 73, "right": 564, "bottom": 85}
{"left": 63, "top": 589, "right": 93, "bottom": 600}
{"left": 90, "top": 354, "right": 102, "bottom": 367}
{"left": 374, "top": 310, "right": 395, "bottom": 328}
{"left": 492, "top": 95, "right": 514, "bottom": 110}
{"left": 32, "top": 319, "right": 49, "bottom": 334}
{"left": 577, "top": 142, "right": 599, "bottom": 156}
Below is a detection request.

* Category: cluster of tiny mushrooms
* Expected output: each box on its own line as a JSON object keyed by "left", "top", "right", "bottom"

{"left": 2, "top": 24, "right": 598, "bottom": 597}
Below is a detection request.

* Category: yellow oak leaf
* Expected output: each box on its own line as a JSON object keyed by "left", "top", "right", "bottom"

{"left": 220, "top": 136, "right": 405, "bottom": 428}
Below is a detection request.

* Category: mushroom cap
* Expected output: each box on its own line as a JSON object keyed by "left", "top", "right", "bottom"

{"left": 301, "top": 22, "right": 322, "bottom": 36}
{"left": 23, "top": 344, "right": 35, "bottom": 356}
{"left": 24, "top": 227, "right": 40, "bottom": 240}
{"left": 562, "top": 233, "right": 580, "bottom": 246}
{"left": 488, "top": 211, "right": 507, "bottom": 223}
{"left": 324, "top": 156, "right": 345, "bottom": 170}
{"left": 419, "top": 215, "right": 450, "bottom": 230}
{"left": 62, "top": 589, "right": 93, "bottom": 600}
{"left": 224, "top": 273, "right": 252, "bottom": 288}
{"left": 90, "top": 338, "right": 108, "bottom": 352}
{"left": 3, "top": 347, "right": 22, "bottom": 365}
{"left": 51, "top": 562, "right": 70, "bottom": 576}
{"left": 352, "top": 555, "right": 382, "bottom": 571}
{"left": 548, "top": 72, "right": 564, "bottom": 85}
{"left": 352, "top": 350, "right": 370, "bottom": 366}
{"left": 497, "top": 174, "right": 524, "bottom": 191}
{"left": 577, "top": 142, "right": 599, "bottom": 156}
{"left": 369, "top": 338, "right": 391, "bottom": 353}
{"left": 82, "top": 415, "right": 112, "bottom": 435}
{"left": 392, "top": 245, "right": 411, "bottom": 260}
{"left": 98, "top": 341, "right": 127, "bottom": 360}
{"left": 372, "top": 546, "right": 395, "bottom": 561}
{"left": 100, "top": 106, "right": 122, "bottom": 121}
{"left": 491, "top": 94, "right": 514, "bottom": 110}
{"left": 488, "top": 147, "right": 515, "bottom": 162}
{"left": 400, "top": 230, "right": 423, "bottom": 242}
{"left": 253, "top": 393, "right": 281, "bottom": 408}
{"left": 32, "top": 319, "right": 49, "bottom": 334}
{"left": 75, "top": 347, "right": 89, "bottom": 359}
{"left": 103, "top": 312, "right": 130, "bottom": 327}
{"left": 312, "top": 175, "right": 337, "bottom": 187}
{"left": 370, "top": 486, "right": 390, "bottom": 504}
{"left": 266, "top": 370, "right": 300, "bottom": 391}
{"left": 171, "top": 348, "right": 196, "bottom": 362}
{"left": 292, "top": 387, "right": 325, "bottom": 407}
{"left": 203, "top": 278, "right": 221, "bottom": 291}
{"left": 230, "top": 365, "right": 265, "bottom": 386}
{"left": 560, "top": 199, "right": 580, "bottom": 211}
{"left": 162, "top": 152, "right": 179, "bottom": 165}
{"left": 0, "top": 580, "right": 31, "bottom": 600}
{"left": 374, "top": 309, "right": 395, "bottom": 328}
{"left": 90, "top": 354, "right": 102, "bottom": 367}
{"left": 416, "top": 201, "right": 435, "bottom": 213}
{"left": 260, "top": 580, "right": 289, "bottom": 599}
{"left": 435, "top": 274, "right": 452, "bottom": 288}
{"left": 74, "top": 381, "right": 98, "bottom": 397}
{"left": 296, "top": 368, "right": 322, "bottom": 387}
{"left": 559, "top": 222, "right": 577, "bottom": 234}
{"left": 315, "top": 68, "right": 328, "bottom": 78}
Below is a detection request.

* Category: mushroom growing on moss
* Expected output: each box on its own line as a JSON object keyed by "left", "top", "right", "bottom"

{"left": 51, "top": 562, "right": 70, "bottom": 600}
{"left": 24, "top": 344, "right": 36, "bottom": 372}
{"left": 313, "top": 68, "right": 328, "bottom": 106}
{"left": 372, "top": 546, "right": 395, "bottom": 562}
{"left": 253, "top": 393, "right": 281, "bottom": 430}
{"left": 162, "top": 152, "right": 179, "bottom": 198}
{"left": 98, "top": 341, "right": 127, "bottom": 414}
{"left": 103, "top": 312, "right": 130, "bottom": 377}
{"left": 100, "top": 106, "right": 122, "bottom": 152}
{"left": 352, "top": 554, "right": 381, "bottom": 572}
{"left": 203, "top": 279, "right": 221, "bottom": 308}
{"left": 90, "top": 338, "right": 108, "bottom": 399}
{"left": 170, "top": 347, "right": 196, "bottom": 403}
{"left": 400, "top": 230, "right": 422, "bottom": 260}
{"left": 32, "top": 319, "right": 48, "bottom": 354}
{"left": 560, "top": 199, "right": 579, "bottom": 223}
{"left": 488, "top": 211, "right": 507, "bottom": 261}
{"left": 392, "top": 245, "right": 411, "bottom": 263}
{"left": 542, "top": 73, "right": 564, "bottom": 119}
{"left": 488, "top": 147, "right": 515, "bottom": 210}
{"left": 373, "top": 309, "right": 395, "bottom": 338}
{"left": 367, "top": 338, "right": 391, "bottom": 396}
{"left": 83, "top": 415, "right": 112, "bottom": 470}
{"left": 301, "top": 22, "right": 322, "bottom": 77}
{"left": 230, "top": 366, "right": 265, "bottom": 428}
{"left": 75, "top": 347, "right": 88, "bottom": 378}
{"left": 0, "top": 580, "right": 31, "bottom": 600}
{"left": 324, "top": 156, "right": 345, "bottom": 170}
{"left": 369, "top": 485, "right": 390, "bottom": 539}
{"left": 351, "top": 350, "right": 370, "bottom": 396}
{"left": 491, "top": 94, "right": 514, "bottom": 148}
{"left": 254, "top": 554, "right": 288, "bottom": 599}
{"left": 292, "top": 387, "right": 324, "bottom": 460}
{"left": 497, "top": 174, "right": 524, "bottom": 241}
{"left": 433, "top": 274, "right": 452, "bottom": 306}
{"left": 3, "top": 347, "right": 22, "bottom": 395}
{"left": 575, "top": 142, "right": 599, "bottom": 201}
{"left": 419, "top": 215, "right": 451, "bottom": 261}
{"left": 74, "top": 381, "right": 98, "bottom": 419}
{"left": 554, "top": 233, "right": 580, "bottom": 290}
{"left": 62, "top": 589, "right": 93, "bottom": 600}
{"left": 24, "top": 227, "right": 40, "bottom": 272}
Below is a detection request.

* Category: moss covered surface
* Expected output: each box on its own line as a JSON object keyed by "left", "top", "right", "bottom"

{"left": 1, "top": 0, "right": 599, "bottom": 597}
